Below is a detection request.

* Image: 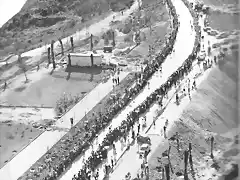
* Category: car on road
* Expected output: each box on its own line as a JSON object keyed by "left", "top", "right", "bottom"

{"left": 139, "top": 143, "right": 151, "bottom": 158}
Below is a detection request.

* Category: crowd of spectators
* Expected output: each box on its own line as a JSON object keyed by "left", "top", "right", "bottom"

{"left": 20, "top": 0, "right": 208, "bottom": 179}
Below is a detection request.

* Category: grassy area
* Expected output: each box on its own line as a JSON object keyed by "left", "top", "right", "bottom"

{"left": 0, "top": 121, "right": 42, "bottom": 168}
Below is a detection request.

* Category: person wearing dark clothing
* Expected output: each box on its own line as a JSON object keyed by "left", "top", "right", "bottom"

{"left": 111, "top": 158, "right": 114, "bottom": 168}
{"left": 163, "top": 126, "right": 166, "bottom": 138}
{"left": 137, "top": 123, "right": 140, "bottom": 135}
{"left": 117, "top": 76, "right": 120, "bottom": 84}
{"left": 176, "top": 93, "right": 179, "bottom": 105}
{"left": 132, "top": 130, "right": 135, "bottom": 140}
{"left": 70, "top": 118, "right": 74, "bottom": 127}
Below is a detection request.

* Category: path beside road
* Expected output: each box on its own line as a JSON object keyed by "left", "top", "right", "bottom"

{"left": 0, "top": 71, "right": 128, "bottom": 180}
{"left": 108, "top": 3, "right": 223, "bottom": 179}
{"left": 59, "top": 0, "right": 196, "bottom": 179}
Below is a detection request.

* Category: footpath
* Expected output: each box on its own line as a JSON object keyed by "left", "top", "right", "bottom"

{"left": 59, "top": 0, "right": 196, "bottom": 179}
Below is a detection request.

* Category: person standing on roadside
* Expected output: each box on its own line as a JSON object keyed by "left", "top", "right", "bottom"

{"left": 117, "top": 76, "right": 120, "bottom": 84}
{"left": 176, "top": 93, "right": 179, "bottom": 105}
{"left": 163, "top": 125, "right": 167, "bottom": 139}
{"left": 70, "top": 117, "right": 74, "bottom": 127}
{"left": 192, "top": 79, "right": 196, "bottom": 90}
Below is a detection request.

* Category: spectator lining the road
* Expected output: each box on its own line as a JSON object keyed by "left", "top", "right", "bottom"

{"left": 25, "top": 0, "right": 214, "bottom": 179}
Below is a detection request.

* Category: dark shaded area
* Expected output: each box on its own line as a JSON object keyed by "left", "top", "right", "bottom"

{"left": 14, "top": 86, "right": 27, "bottom": 92}
{"left": 65, "top": 65, "right": 103, "bottom": 75}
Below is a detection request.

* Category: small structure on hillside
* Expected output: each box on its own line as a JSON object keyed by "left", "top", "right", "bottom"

{"left": 103, "top": 46, "right": 113, "bottom": 53}
{"left": 67, "top": 52, "right": 103, "bottom": 67}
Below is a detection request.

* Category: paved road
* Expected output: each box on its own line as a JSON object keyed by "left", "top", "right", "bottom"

{"left": 59, "top": 0, "right": 196, "bottom": 179}
{"left": 108, "top": 0, "right": 197, "bottom": 179}
{"left": 0, "top": 1, "right": 142, "bottom": 179}
{"left": 108, "top": 2, "right": 224, "bottom": 179}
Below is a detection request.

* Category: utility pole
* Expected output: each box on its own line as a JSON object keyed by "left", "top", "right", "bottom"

{"left": 90, "top": 34, "right": 93, "bottom": 51}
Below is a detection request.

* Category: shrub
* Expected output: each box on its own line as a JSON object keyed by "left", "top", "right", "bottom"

{"left": 55, "top": 93, "right": 81, "bottom": 116}
{"left": 122, "top": 22, "right": 132, "bottom": 34}
{"left": 124, "top": 33, "right": 133, "bottom": 42}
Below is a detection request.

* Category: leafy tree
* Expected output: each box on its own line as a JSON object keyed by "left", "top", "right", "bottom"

{"left": 55, "top": 93, "right": 81, "bottom": 116}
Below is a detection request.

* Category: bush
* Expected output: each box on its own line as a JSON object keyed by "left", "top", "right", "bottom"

{"left": 124, "top": 33, "right": 133, "bottom": 42}
{"left": 101, "top": 29, "right": 115, "bottom": 40}
{"left": 140, "top": 32, "right": 146, "bottom": 41}
{"left": 122, "top": 22, "right": 132, "bottom": 34}
{"left": 94, "top": 39, "right": 99, "bottom": 45}
{"left": 55, "top": 93, "right": 81, "bottom": 116}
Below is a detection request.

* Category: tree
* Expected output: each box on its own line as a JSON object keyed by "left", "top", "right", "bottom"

{"left": 90, "top": 34, "right": 93, "bottom": 51}
{"left": 18, "top": 54, "right": 28, "bottom": 82}
{"left": 210, "top": 136, "right": 214, "bottom": 159}
{"left": 58, "top": 38, "right": 64, "bottom": 56}
{"left": 184, "top": 150, "right": 189, "bottom": 180}
{"left": 70, "top": 37, "right": 74, "bottom": 52}
{"left": 112, "top": 31, "right": 116, "bottom": 47}
{"left": 51, "top": 40, "right": 56, "bottom": 69}
{"left": 47, "top": 47, "right": 51, "bottom": 64}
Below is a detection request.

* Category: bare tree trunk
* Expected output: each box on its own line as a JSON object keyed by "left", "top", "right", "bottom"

{"left": 70, "top": 37, "right": 74, "bottom": 52}
{"left": 58, "top": 38, "right": 64, "bottom": 56}
{"left": 210, "top": 136, "right": 214, "bottom": 159}
{"left": 176, "top": 133, "right": 180, "bottom": 153}
{"left": 168, "top": 145, "right": 174, "bottom": 173}
{"left": 189, "top": 142, "right": 193, "bottom": 165}
{"left": 165, "top": 164, "right": 170, "bottom": 180}
{"left": 112, "top": 31, "right": 115, "bottom": 47}
{"left": 51, "top": 40, "right": 56, "bottom": 69}
{"left": 184, "top": 150, "right": 189, "bottom": 180}
{"left": 90, "top": 34, "right": 93, "bottom": 51}
{"left": 47, "top": 47, "right": 51, "bottom": 64}
{"left": 162, "top": 166, "right": 165, "bottom": 180}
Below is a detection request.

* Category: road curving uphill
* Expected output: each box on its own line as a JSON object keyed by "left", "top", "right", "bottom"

{"left": 16, "top": 1, "right": 180, "bottom": 180}
{"left": 108, "top": 0, "right": 202, "bottom": 179}
{"left": 12, "top": 0, "right": 200, "bottom": 179}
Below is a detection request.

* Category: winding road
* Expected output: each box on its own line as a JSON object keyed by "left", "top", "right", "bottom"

{"left": 0, "top": 0, "right": 197, "bottom": 179}
{"left": 108, "top": 0, "right": 196, "bottom": 179}
{"left": 59, "top": 0, "right": 196, "bottom": 180}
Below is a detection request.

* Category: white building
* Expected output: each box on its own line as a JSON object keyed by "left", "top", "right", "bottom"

{"left": 68, "top": 52, "right": 103, "bottom": 67}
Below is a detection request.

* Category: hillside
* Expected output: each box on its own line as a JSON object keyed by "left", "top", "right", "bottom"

{"left": 0, "top": 0, "right": 134, "bottom": 56}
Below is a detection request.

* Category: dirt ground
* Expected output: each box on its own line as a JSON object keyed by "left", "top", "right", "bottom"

{"left": 0, "top": 0, "right": 170, "bottom": 170}
{"left": 0, "top": 66, "right": 108, "bottom": 107}
{"left": 147, "top": 5, "right": 239, "bottom": 178}
{"left": 0, "top": 121, "right": 42, "bottom": 168}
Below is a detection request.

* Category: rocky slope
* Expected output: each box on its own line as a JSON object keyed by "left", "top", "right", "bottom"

{"left": 0, "top": 0, "right": 134, "bottom": 56}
